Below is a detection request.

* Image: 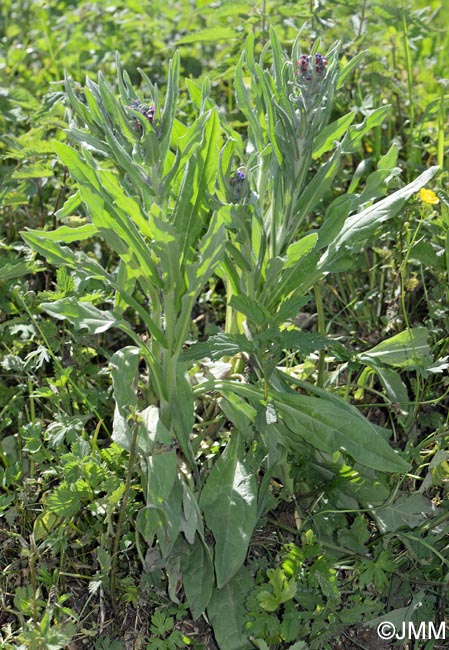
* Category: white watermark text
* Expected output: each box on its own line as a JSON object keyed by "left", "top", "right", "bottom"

{"left": 377, "top": 621, "right": 446, "bottom": 642}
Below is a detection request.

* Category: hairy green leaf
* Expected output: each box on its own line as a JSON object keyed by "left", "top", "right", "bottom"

{"left": 41, "top": 298, "right": 125, "bottom": 334}
{"left": 110, "top": 346, "right": 139, "bottom": 451}
{"left": 271, "top": 390, "right": 410, "bottom": 473}
{"left": 359, "top": 327, "right": 431, "bottom": 368}
{"left": 200, "top": 433, "right": 258, "bottom": 587}
{"left": 181, "top": 536, "right": 214, "bottom": 619}
{"left": 207, "top": 566, "right": 254, "bottom": 650}
{"left": 321, "top": 166, "right": 439, "bottom": 270}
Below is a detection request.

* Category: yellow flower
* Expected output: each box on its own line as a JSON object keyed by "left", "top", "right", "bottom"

{"left": 419, "top": 188, "right": 439, "bottom": 205}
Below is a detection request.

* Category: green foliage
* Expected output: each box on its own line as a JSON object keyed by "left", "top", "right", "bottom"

{"left": 2, "top": 2, "right": 449, "bottom": 649}
{"left": 146, "top": 609, "right": 192, "bottom": 650}
{"left": 199, "top": 432, "right": 258, "bottom": 588}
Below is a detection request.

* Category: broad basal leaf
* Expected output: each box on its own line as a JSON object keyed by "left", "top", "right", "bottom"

{"left": 207, "top": 566, "right": 254, "bottom": 650}
{"left": 140, "top": 456, "right": 182, "bottom": 557}
{"left": 138, "top": 404, "right": 173, "bottom": 455}
{"left": 199, "top": 433, "right": 258, "bottom": 588}
{"left": 181, "top": 536, "right": 214, "bottom": 619}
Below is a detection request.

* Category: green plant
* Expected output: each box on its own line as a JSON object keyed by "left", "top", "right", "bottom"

{"left": 5, "top": 569, "right": 77, "bottom": 650}
{"left": 18, "top": 25, "right": 441, "bottom": 650}
{"left": 244, "top": 537, "right": 377, "bottom": 650}
{"left": 146, "top": 608, "right": 192, "bottom": 650}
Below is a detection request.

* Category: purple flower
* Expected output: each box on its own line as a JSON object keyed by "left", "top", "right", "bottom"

{"left": 129, "top": 100, "right": 155, "bottom": 132}
{"left": 295, "top": 53, "right": 328, "bottom": 83}
{"left": 230, "top": 169, "right": 246, "bottom": 185}
{"left": 141, "top": 105, "right": 155, "bottom": 124}
{"left": 228, "top": 167, "right": 247, "bottom": 201}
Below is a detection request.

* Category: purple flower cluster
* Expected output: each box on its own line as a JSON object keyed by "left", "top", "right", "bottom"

{"left": 296, "top": 53, "right": 328, "bottom": 82}
{"left": 129, "top": 99, "right": 155, "bottom": 132}
{"left": 230, "top": 169, "right": 246, "bottom": 186}
{"left": 228, "top": 167, "right": 247, "bottom": 202}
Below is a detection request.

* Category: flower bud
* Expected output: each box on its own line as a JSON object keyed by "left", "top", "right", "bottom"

{"left": 295, "top": 53, "right": 328, "bottom": 84}
{"left": 129, "top": 99, "right": 155, "bottom": 133}
{"left": 228, "top": 167, "right": 248, "bottom": 202}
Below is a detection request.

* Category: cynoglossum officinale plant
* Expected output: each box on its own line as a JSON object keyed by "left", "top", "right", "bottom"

{"left": 21, "top": 30, "right": 437, "bottom": 650}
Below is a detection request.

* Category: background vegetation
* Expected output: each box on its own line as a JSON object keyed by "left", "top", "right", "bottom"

{"left": 1, "top": 1, "right": 449, "bottom": 649}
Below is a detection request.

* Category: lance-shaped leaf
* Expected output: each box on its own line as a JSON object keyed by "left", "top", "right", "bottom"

{"left": 41, "top": 298, "right": 125, "bottom": 335}
{"left": 235, "top": 54, "right": 264, "bottom": 150}
{"left": 207, "top": 566, "right": 254, "bottom": 650}
{"left": 110, "top": 346, "right": 139, "bottom": 451}
{"left": 181, "top": 535, "right": 214, "bottom": 619}
{"left": 372, "top": 493, "right": 435, "bottom": 533}
{"left": 0, "top": 261, "right": 36, "bottom": 282}
{"left": 259, "top": 67, "right": 283, "bottom": 166}
{"left": 171, "top": 367, "right": 197, "bottom": 473}
{"left": 367, "top": 364, "right": 413, "bottom": 429}
{"left": 181, "top": 481, "right": 204, "bottom": 543}
{"left": 320, "top": 166, "right": 439, "bottom": 271}
{"left": 340, "top": 105, "right": 391, "bottom": 154}
{"left": 260, "top": 233, "right": 319, "bottom": 309}
{"left": 21, "top": 234, "right": 82, "bottom": 268}
{"left": 53, "top": 143, "right": 161, "bottom": 287}
{"left": 174, "top": 108, "right": 221, "bottom": 263}
{"left": 199, "top": 433, "right": 258, "bottom": 588}
{"left": 184, "top": 214, "right": 226, "bottom": 297}
{"left": 23, "top": 231, "right": 166, "bottom": 347}
{"left": 23, "top": 224, "right": 97, "bottom": 243}
{"left": 138, "top": 404, "right": 173, "bottom": 456}
{"left": 272, "top": 390, "right": 410, "bottom": 473}
{"left": 313, "top": 112, "right": 356, "bottom": 158}
{"left": 140, "top": 453, "right": 182, "bottom": 557}
{"left": 160, "top": 52, "right": 180, "bottom": 161}
{"left": 291, "top": 144, "right": 342, "bottom": 237}
{"left": 358, "top": 327, "right": 431, "bottom": 368}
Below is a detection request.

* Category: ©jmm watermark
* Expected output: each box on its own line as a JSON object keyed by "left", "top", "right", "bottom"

{"left": 377, "top": 621, "right": 446, "bottom": 642}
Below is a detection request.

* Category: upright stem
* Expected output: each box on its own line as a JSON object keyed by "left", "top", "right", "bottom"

{"left": 261, "top": 0, "right": 267, "bottom": 40}
{"left": 402, "top": 10, "right": 415, "bottom": 175}
{"left": 314, "top": 282, "right": 326, "bottom": 388}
